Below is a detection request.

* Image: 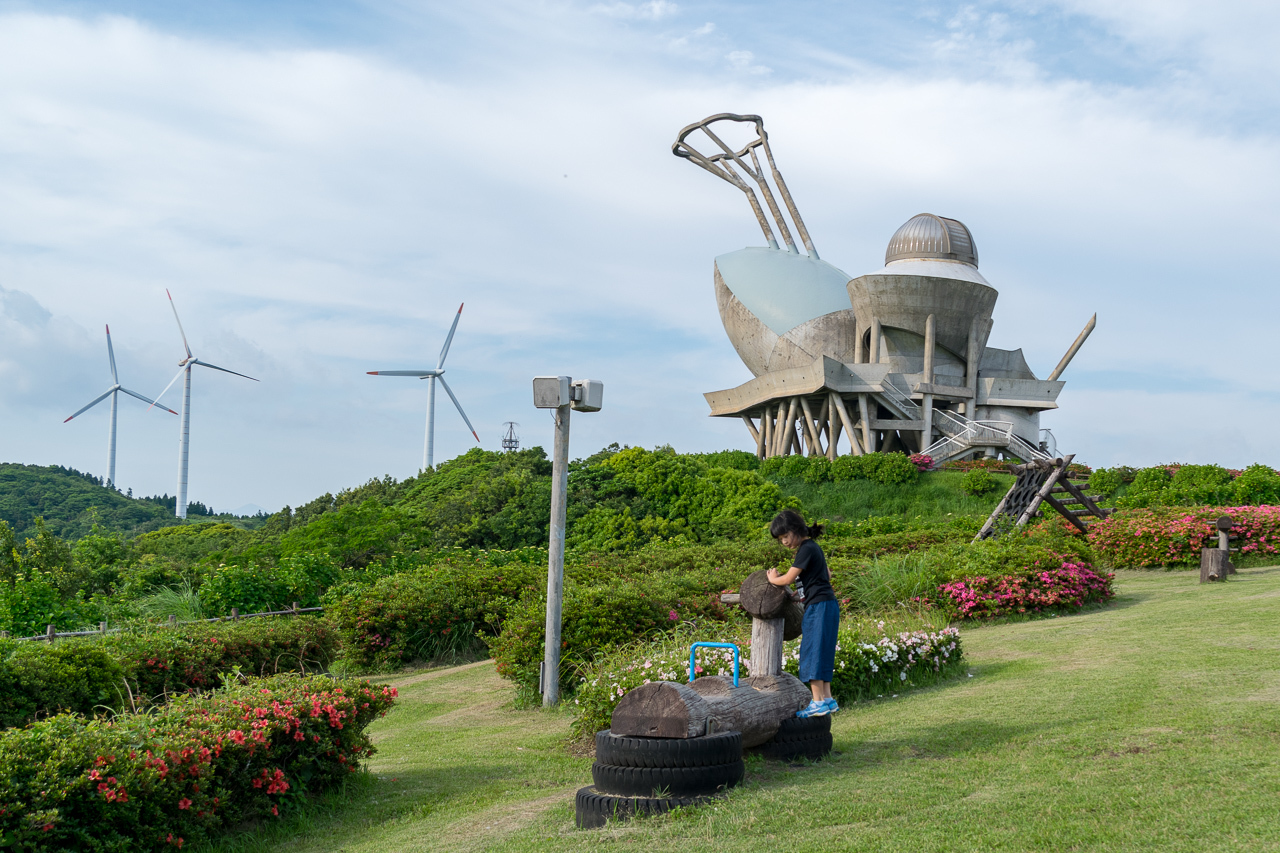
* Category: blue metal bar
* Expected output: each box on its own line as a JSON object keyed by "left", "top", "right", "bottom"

{"left": 688, "top": 642, "right": 740, "bottom": 687}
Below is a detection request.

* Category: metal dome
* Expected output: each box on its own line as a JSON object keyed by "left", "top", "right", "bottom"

{"left": 885, "top": 213, "right": 978, "bottom": 268}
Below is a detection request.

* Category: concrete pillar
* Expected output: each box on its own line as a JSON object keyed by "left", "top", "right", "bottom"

{"left": 966, "top": 315, "right": 982, "bottom": 418}
{"left": 922, "top": 393, "right": 933, "bottom": 453}
{"left": 923, "top": 314, "right": 936, "bottom": 385}
{"left": 870, "top": 319, "right": 882, "bottom": 364}
{"left": 854, "top": 320, "right": 864, "bottom": 363}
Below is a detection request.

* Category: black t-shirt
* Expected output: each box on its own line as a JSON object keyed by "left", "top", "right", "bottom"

{"left": 793, "top": 539, "right": 835, "bottom": 605}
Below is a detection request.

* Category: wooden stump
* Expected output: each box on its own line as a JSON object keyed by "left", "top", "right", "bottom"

{"left": 611, "top": 674, "right": 811, "bottom": 747}
{"left": 782, "top": 600, "right": 804, "bottom": 641}
{"left": 1200, "top": 548, "right": 1232, "bottom": 583}
{"left": 739, "top": 570, "right": 789, "bottom": 619}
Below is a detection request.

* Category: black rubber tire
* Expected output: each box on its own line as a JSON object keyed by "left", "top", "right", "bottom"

{"left": 770, "top": 714, "right": 831, "bottom": 742}
{"left": 748, "top": 732, "right": 833, "bottom": 762}
{"left": 574, "top": 786, "right": 716, "bottom": 829}
{"left": 595, "top": 730, "right": 743, "bottom": 768}
{"left": 591, "top": 759, "right": 744, "bottom": 797}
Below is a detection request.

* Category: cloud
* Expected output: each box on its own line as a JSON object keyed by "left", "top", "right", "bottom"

{"left": 590, "top": 1, "right": 678, "bottom": 21}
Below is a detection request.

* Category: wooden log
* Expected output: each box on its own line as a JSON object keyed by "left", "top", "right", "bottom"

{"left": 750, "top": 616, "right": 784, "bottom": 677}
{"left": 1200, "top": 548, "right": 1233, "bottom": 583}
{"left": 782, "top": 600, "right": 803, "bottom": 641}
{"left": 611, "top": 675, "right": 811, "bottom": 747}
{"left": 740, "top": 570, "right": 789, "bottom": 619}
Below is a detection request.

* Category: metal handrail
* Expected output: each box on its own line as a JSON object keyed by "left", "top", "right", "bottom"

{"left": 689, "top": 642, "right": 741, "bottom": 687}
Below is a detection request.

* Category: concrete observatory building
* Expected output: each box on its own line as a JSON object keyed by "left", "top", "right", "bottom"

{"left": 675, "top": 114, "right": 1094, "bottom": 463}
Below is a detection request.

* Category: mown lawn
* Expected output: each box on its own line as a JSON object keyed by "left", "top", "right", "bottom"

{"left": 201, "top": 567, "right": 1280, "bottom": 852}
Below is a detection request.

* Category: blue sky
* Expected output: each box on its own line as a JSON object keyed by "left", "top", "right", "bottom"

{"left": 1, "top": 1, "right": 1278, "bottom": 513}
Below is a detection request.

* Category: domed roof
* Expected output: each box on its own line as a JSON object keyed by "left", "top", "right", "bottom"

{"left": 885, "top": 213, "right": 978, "bottom": 268}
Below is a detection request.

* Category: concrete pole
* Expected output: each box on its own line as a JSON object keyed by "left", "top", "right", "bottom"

{"left": 965, "top": 315, "right": 982, "bottom": 418}
{"left": 542, "top": 402, "right": 571, "bottom": 707}
{"left": 854, "top": 321, "right": 864, "bottom": 363}
{"left": 870, "top": 319, "right": 882, "bottom": 364}
{"left": 922, "top": 314, "right": 935, "bottom": 449}
{"left": 858, "top": 393, "right": 873, "bottom": 453}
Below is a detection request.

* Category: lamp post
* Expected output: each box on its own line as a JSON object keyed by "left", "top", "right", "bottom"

{"left": 532, "top": 376, "right": 603, "bottom": 707}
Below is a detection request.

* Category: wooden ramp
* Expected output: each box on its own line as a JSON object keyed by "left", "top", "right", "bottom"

{"left": 975, "top": 454, "right": 1112, "bottom": 541}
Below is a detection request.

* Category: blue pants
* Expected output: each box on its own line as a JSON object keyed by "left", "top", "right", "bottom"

{"left": 798, "top": 599, "right": 840, "bottom": 683}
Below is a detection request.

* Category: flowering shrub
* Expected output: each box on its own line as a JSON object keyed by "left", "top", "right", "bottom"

{"left": 782, "top": 621, "right": 964, "bottom": 701}
{"left": 570, "top": 618, "right": 965, "bottom": 738}
{"left": 0, "top": 617, "right": 340, "bottom": 729}
{"left": 0, "top": 673, "right": 396, "bottom": 852}
{"left": 1088, "top": 505, "right": 1280, "bottom": 568}
{"left": 908, "top": 454, "right": 934, "bottom": 472}
{"left": 930, "top": 562, "right": 1114, "bottom": 618}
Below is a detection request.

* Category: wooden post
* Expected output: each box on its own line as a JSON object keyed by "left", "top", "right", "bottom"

{"left": 543, "top": 399, "right": 572, "bottom": 707}
{"left": 292, "top": 601, "right": 300, "bottom": 614}
{"left": 169, "top": 615, "right": 177, "bottom": 627}
{"left": 99, "top": 621, "right": 107, "bottom": 634}
{"left": 232, "top": 607, "right": 239, "bottom": 621}
{"left": 858, "top": 393, "right": 873, "bottom": 453}
{"left": 46, "top": 624, "right": 56, "bottom": 643}
{"left": 1200, "top": 549, "right": 1232, "bottom": 583}
{"left": 750, "top": 617, "right": 785, "bottom": 677}
{"left": 870, "top": 319, "right": 881, "bottom": 364}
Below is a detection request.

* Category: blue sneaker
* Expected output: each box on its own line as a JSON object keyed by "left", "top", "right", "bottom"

{"left": 796, "top": 700, "right": 830, "bottom": 718}
{"left": 823, "top": 698, "right": 840, "bottom": 714}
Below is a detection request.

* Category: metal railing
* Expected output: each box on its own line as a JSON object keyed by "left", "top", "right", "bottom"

{"left": 2, "top": 604, "right": 324, "bottom": 643}
{"left": 923, "top": 419, "right": 1051, "bottom": 464}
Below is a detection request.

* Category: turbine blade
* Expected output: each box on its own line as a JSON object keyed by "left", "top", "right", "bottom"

{"left": 367, "top": 370, "right": 437, "bottom": 377}
{"left": 105, "top": 324, "right": 119, "bottom": 384}
{"left": 193, "top": 359, "right": 258, "bottom": 381}
{"left": 119, "top": 386, "right": 178, "bottom": 415}
{"left": 436, "top": 303, "right": 463, "bottom": 369}
{"left": 63, "top": 388, "right": 114, "bottom": 422}
{"left": 166, "top": 289, "right": 192, "bottom": 359}
{"left": 437, "top": 375, "right": 479, "bottom": 442}
{"left": 148, "top": 365, "right": 187, "bottom": 411}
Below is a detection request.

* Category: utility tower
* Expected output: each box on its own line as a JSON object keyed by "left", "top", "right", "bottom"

{"left": 501, "top": 422, "right": 520, "bottom": 452}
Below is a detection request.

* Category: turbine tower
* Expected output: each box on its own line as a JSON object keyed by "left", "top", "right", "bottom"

{"left": 63, "top": 325, "right": 178, "bottom": 488}
{"left": 368, "top": 303, "right": 480, "bottom": 471}
{"left": 151, "top": 290, "right": 258, "bottom": 519}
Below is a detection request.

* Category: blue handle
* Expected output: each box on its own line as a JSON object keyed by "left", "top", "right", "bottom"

{"left": 688, "top": 642, "right": 740, "bottom": 687}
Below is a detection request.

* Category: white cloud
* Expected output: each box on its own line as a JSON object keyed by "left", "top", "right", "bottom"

{"left": 590, "top": 1, "right": 678, "bottom": 21}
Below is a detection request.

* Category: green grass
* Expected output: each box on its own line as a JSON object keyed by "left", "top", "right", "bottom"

{"left": 780, "top": 470, "right": 1014, "bottom": 524}
{"left": 197, "top": 568, "right": 1280, "bottom": 852}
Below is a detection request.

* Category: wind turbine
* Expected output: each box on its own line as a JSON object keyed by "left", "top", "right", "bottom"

{"left": 368, "top": 303, "right": 479, "bottom": 471}
{"left": 63, "top": 325, "right": 178, "bottom": 488}
{"left": 151, "top": 290, "right": 258, "bottom": 519}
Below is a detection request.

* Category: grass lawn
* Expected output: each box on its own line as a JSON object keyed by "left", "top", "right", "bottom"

{"left": 201, "top": 567, "right": 1280, "bottom": 852}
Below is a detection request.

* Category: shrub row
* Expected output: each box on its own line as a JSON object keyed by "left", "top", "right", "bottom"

{"left": 0, "top": 616, "right": 338, "bottom": 728}
{"left": 0, "top": 673, "right": 396, "bottom": 852}
{"left": 570, "top": 617, "right": 965, "bottom": 738}
{"left": 1089, "top": 463, "right": 1280, "bottom": 509}
{"left": 760, "top": 452, "right": 920, "bottom": 485}
{"left": 1087, "top": 504, "right": 1280, "bottom": 568}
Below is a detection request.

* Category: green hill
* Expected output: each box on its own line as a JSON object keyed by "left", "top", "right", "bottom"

{"left": 0, "top": 463, "right": 264, "bottom": 541}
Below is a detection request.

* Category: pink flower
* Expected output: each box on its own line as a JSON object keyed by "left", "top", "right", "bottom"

{"left": 668, "top": 610, "right": 678, "bottom": 621}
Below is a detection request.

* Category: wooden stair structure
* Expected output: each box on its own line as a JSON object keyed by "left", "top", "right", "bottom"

{"left": 975, "top": 453, "right": 1113, "bottom": 541}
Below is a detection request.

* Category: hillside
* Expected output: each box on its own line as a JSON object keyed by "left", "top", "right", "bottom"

{"left": 0, "top": 463, "right": 265, "bottom": 540}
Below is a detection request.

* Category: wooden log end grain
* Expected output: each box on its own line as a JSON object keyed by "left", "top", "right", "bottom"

{"left": 610, "top": 681, "right": 710, "bottom": 739}
{"left": 739, "top": 570, "right": 789, "bottom": 619}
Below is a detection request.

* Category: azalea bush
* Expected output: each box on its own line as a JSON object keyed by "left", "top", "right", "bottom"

{"left": 929, "top": 561, "right": 1114, "bottom": 618}
{"left": 0, "top": 673, "right": 396, "bottom": 852}
{"left": 1088, "top": 505, "right": 1280, "bottom": 568}
{"left": 0, "top": 617, "right": 339, "bottom": 729}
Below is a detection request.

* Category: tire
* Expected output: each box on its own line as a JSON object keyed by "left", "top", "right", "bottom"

{"left": 591, "top": 759, "right": 744, "bottom": 798}
{"left": 595, "top": 730, "right": 743, "bottom": 768}
{"left": 574, "top": 786, "right": 716, "bottom": 829}
{"left": 748, "top": 732, "right": 833, "bottom": 762}
{"left": 770, "top": 714, "right": 831, "bottom": 742}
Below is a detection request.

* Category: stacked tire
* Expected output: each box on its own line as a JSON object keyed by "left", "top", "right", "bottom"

{"left": 746, "top": 714, "right": 832, "bottom": 761}
{"left": 575, "top": 730, "right": 744, "bottom": 829}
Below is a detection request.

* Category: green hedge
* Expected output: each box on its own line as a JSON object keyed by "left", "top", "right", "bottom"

{"left": 0, "top": 674, "right": 396, "bottom": 852}
{"left": 761, "top": 452, "right": 920, "bottom": 486}
{"left": 0, "top": 616, "right": 339, "bottom": 729}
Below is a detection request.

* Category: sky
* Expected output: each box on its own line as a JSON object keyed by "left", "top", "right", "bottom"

{"left": 1, "top": 0, "right": 1278, "bottom": 514}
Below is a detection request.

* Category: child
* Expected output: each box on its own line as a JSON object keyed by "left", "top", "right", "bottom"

{"left": 767, "top": 509, "right": 840, "bottom": 717}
